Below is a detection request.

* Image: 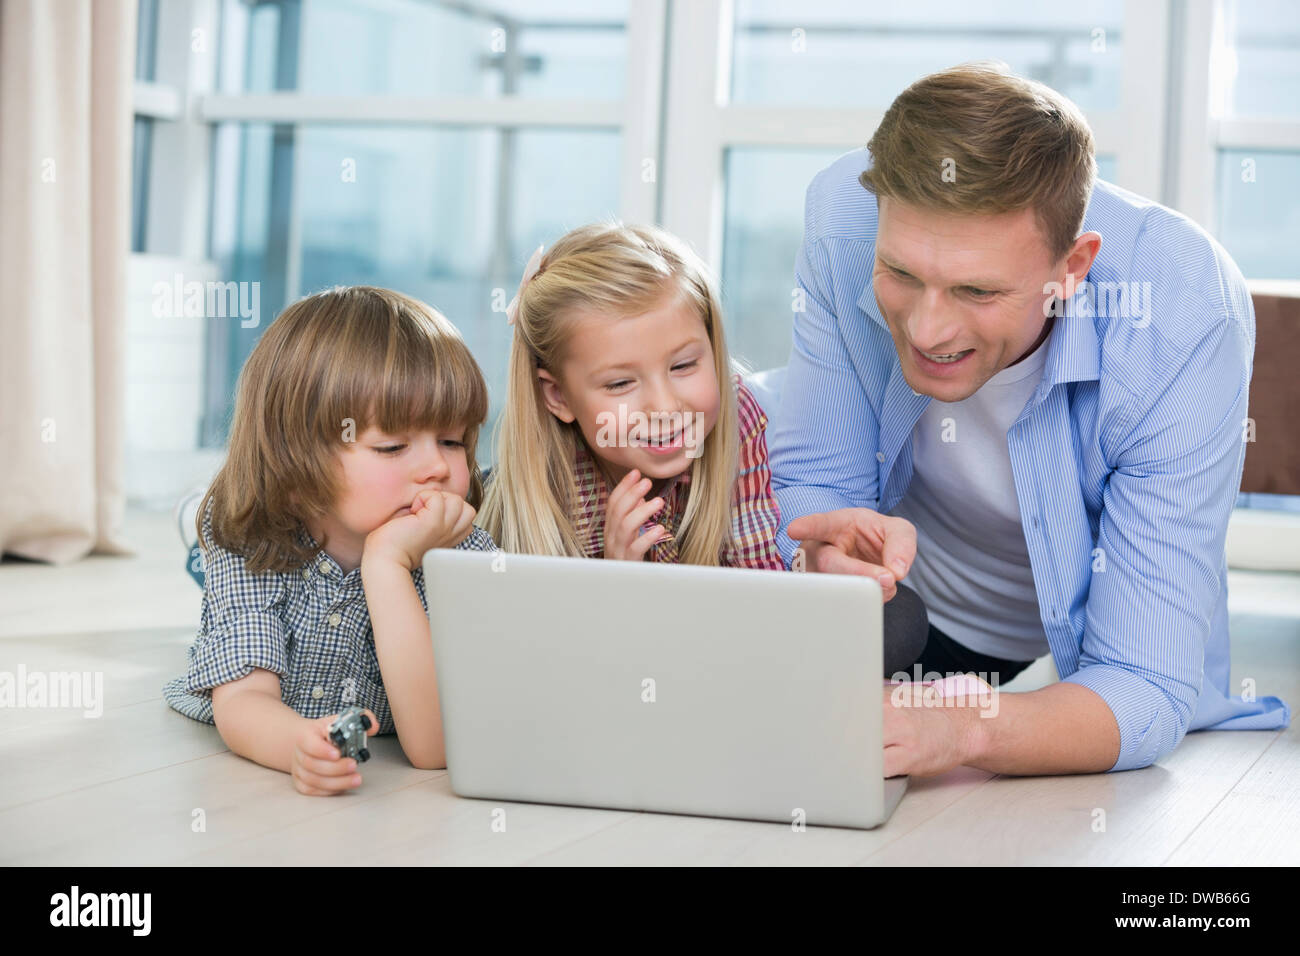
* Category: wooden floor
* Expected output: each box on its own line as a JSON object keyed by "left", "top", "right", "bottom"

{"left": 2, "top": 510, "right": 1298, "bottom": 866}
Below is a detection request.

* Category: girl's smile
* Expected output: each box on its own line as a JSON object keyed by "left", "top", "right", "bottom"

{"left": 535, "top": 290, "right": 721, "bottom": 488}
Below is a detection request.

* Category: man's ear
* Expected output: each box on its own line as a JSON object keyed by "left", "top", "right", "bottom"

{"left": 536, "top": 368, "right": 576, "bottom": 424}
{"left": 1061, "top": 231, "right": 1102, "bottom": 294}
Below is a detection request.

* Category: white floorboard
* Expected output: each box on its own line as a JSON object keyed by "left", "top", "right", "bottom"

{"left": 2, "top": 508, "right": 1296, "bottom": 865}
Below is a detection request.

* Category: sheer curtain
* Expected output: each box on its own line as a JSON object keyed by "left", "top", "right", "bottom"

{"left": 0, "top": 0, "right": 135, "bottom": 563}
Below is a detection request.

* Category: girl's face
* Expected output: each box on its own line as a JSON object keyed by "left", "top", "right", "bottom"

{"left": 537, "top": 291, "right": 721, "bottom": 489}
{"left": 312, "top": 424, "right": 471, "bottom": 568}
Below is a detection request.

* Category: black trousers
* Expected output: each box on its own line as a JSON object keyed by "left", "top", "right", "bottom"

{"left": 883, "top": 584, "right": 1035, "bottom": 685}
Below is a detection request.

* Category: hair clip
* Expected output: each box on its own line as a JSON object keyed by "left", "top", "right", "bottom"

{"left": 505, "top": 245, "right": 546, "bottom": 326}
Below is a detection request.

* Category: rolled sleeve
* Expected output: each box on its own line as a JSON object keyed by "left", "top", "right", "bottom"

{"left": 1063, "top": 313, "right": 1250, "bottom": 772}
{"left": 1064, "top": 663, "right": 1196, "bottom": 771}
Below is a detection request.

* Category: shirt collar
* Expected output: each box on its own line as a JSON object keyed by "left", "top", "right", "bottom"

{"left": 1041, "top": 290, "right": 1101, "bottom": 387}
{"left": 295, "top": 524, "right": 365, "bottom": 597}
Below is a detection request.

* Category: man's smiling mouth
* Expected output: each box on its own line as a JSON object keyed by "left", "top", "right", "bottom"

{"left": 916, "top": 346, "right": 974, "bottom": 365}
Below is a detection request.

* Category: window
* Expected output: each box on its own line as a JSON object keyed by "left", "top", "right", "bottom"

{"left": 1209, "top": 0, "right": 1300, "bottom": 514}
{"left": 684, "top": 1, "right": 1144, "bottom": 376}
{"left": 731, "top": 0, "right": 1125, "bottom": 111}
{"left": 1217, "top": 0, "right": 1300, "bottom": 120}
{"left": 206, "top": 121, "right": 621, "bottom": 444}
{"left": 1210, "top": 0, "right": 1300, "bottom": 280}
{"left": 127, "top": 0, "right": 1300, "bottom": 507}
{"left": 1217, "top": 149, "right": 1300, "bottom": 280}
{"left": 721, "top": 146, "right": 843, "bottom": 374}
{"left": 174, "top": 0, "right": 651, "bottom": 457}
{"left": 217, "top": 0, "right": 627, "bottom": 98}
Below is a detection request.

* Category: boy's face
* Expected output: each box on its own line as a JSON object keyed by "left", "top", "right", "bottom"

{"left": 330, "top": 425, "right": 472, "bottom": 538}
{"left": 535, "top": 292, "right": 722, "bottom": 489}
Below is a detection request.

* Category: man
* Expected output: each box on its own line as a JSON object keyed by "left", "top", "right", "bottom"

{"left": 769, "top": 62, "right": 1289, "bottom": 778}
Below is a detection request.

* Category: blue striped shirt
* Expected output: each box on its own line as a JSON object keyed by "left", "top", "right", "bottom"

{"left": 769, "top": 148, "right": 1291, "bottom": 772}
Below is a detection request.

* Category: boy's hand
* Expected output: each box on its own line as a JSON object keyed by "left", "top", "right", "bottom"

{"left": 604, "top": 468, "right": 670, "bottom": 561}
{"left": 363, "top": 490, "right": 476, "bottom": 571}
{"left": 290, "top": 709, "right": 380, "bottom": 796}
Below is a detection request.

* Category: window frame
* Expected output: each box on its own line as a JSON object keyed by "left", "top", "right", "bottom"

{"left": 127, "top": 0, "right": 1300, "bottom": 484}
{"left": 133, "top": 0, "right": 667, "bottom": 455}
{"left": 661, "top": 0, "right": 1173, "bottom": 267}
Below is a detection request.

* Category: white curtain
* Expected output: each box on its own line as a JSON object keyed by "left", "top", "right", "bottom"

{"left": 0, "top": 0, "right": 135, "bottom": 563}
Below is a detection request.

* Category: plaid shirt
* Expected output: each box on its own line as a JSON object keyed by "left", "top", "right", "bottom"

{"left": 572, "top": 376, "right": 784, "bottom": 569}
{"left": 163, "top": 507, "right": 497, "bottom": 734}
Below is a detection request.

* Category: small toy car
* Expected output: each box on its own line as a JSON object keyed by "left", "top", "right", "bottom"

{"left": 328, "top": 706, "right": 372, "bottom": 763}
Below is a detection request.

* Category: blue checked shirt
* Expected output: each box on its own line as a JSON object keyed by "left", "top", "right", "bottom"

{"left": 163, "top": 508, "right": 498, "bottom": 734}
{"left": 769, "top": 149, "right": 1291, "bottom": 772}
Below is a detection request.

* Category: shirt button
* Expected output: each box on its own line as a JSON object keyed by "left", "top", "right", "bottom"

{"left": 328, "top": 612, "right": 342, "bottom": 627}
{"left": 302, "top": 568, "right": 311, "bottom": 579}
{"left": 311, "top": 685, "right": 324, "bottom": 700}
{"left": 318, "top": 562, "right": 331, "bottom": 574}
{"left": 876, "top": 451, "right": 886, "bottom": 463}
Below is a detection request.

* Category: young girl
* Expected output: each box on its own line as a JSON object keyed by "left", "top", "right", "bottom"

{"left": 163, "top": 286, "right": 498, "bottom": 795}
{"left": 480, "top": 223, "right": 785, "bottom": 568}
{"left": 480, "top": 223, "right": 931, "bottom": 676}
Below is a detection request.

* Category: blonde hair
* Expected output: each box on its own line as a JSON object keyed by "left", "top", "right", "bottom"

{"left": 201, "top": 285, "right": 489, "bottom": 573}
{"left": 480, "top": 222, "right": 739, "bottom": 566}
{"left": 860, "top": 61, "right": 1096, "bottom": 261}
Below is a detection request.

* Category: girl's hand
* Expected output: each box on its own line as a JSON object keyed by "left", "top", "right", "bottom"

{"left": 290, "top": 709, "right": 380, "bottom": 796}
{"left": 603, "top": 468, "right": 670, "bottom": 561}
{"left": 363, "top": 490, "right": 477, "bottom": 571}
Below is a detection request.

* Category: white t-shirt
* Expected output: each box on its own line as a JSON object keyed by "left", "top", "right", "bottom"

{"left": 890, "top": 337, "right": 1052, "bottom": 662}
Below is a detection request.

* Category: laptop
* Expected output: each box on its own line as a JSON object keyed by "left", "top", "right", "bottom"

{"left": 423, "top": 549, "right": 908, "bottom": 829}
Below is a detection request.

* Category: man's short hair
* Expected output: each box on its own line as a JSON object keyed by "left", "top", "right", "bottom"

{"left": 860, "top": 61, "right": 1097, "bottom": 262}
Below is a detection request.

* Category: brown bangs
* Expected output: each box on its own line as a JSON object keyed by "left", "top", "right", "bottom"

{"left": 202, "top": 285, "right": 490, "bottom": 574}
{"left": 314, "top": 290, "right": 489, "bottom": 444}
